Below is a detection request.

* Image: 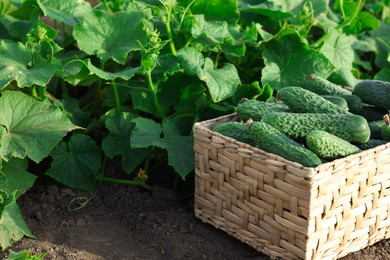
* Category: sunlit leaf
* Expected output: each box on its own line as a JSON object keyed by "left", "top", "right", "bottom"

{"left": 1, "top": 158, "right": 36, "bottom": 198}
{"left": 0, "top": 41, "right": 60, "bottom": 89}
{"left": 86, "top": 59, "right": 140, "bottom": 80}
{"left": 73, "top": 10, "right": 148, "bottom": 64}
{"left": 199, "top": 58, "right": 240, "bottom": 102}
{"left": 320, "top": 29, "right": 355, "bottom": 69}
{"left": 0, "top": 91, "right": 79, "bottom": 163}
{"left": 37, "top": 0, "right": 93, "bottom": 26}
{"left": 261, "top": 28, "right": 334, "bottom": 90}
{"left": 0, "top": 202, "right": 35, "bottom": 250}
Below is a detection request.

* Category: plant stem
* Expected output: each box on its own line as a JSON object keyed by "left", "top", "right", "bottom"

{"left": 214, "top": 50, "right": 221, "bottom": 69}
{"left": 112, "top": 80, "right": 121, "bottom": 114}
{"left": 96, "top": 176, "right": 152, "bottom": 190}
{"left": 164, "top": 4, "right": 177, "bottom": 56}
{"left": 335, "top": 0, "right": 363, "bottom": 30}
{"left": 146, "top": 70, "right": 164, "bottom": 118}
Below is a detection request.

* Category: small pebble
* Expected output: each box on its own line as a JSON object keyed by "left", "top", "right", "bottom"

{"left": 62, "top": 188, "right": 76, "bottom": 197}
{"left": 76, "top": 218, "right": 86, "bottom": 226}
{"left": 47, "top": 185, "right": 59, "bottom": 196}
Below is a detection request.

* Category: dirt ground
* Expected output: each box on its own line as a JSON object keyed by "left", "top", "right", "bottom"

{"left": 0, "top": 172, "right": 389, "bottom": 260}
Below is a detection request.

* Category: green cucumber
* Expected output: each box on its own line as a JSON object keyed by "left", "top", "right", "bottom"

{"left": 357, "top": 105, "right": 389, "bottom": 122}
{"left": 336, "top": 94, "right": 363, "bottom": 114}
{"left": 276, "top": 86, "right": 349, "bottom": 114}
{"left": 352, "top": 80, "right": 390, "bottom": 110}
{"left": 302, "top": 74, "right": 352, "bottom": 95}
{"left": 212, "top": 122, "right": 254, "bottom": 146}
{"left": 368, "top": 120, "right": 387, "bottom": 139}
{"left": 236, "top": 99, "right": 289, "bottom": 121}
{"left": 306, "top": 130, "right": 361, "bottom": 160}
{"left": 321, "top": 95, "right": 349, "bottom": 111}
{"left": 262, "top": 112, "right": 370, "bottom": 143}
{"left": 249, "top": 121, "right": 322, "bottom": 167}
{"left": 357, "top": 139, "right": 388, "bottom": 150}
{"left": 381, "top": 115, "right": 390, "bottom": 141}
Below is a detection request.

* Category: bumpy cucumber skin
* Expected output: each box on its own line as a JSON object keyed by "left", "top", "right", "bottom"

{"left": 352, "top": 80, "right": 390, "bottom": 110}
{"left": 236, "top": 99, "right": 289, "bottom": 121}
{"left": 302, "top": 74, "right": 352, "bottom": 95}
{"left": 249, "top": 121, "right": 322, "bottom": 167}
{"left": 321, "top": 95, "right": 349, "bottom": 111}
{"left": 276, "top": 86, "right": 349, "bottom": 114}
{"left": 357, "top": 139, "right": 388, "bottom": 150}
{"left": 212, "top": 122, "right": 254, "bottom": 146}
{"left": 262, "top": 112, "right": 370, "bottom": 143}
{"left": 381, "top": 127, "right": 390, "bottom": 141}
{"left": 306, "top": 130, "right": 361, "bottom": 160}
{"left": 368, "top": 120, "right": 387, "bottom": 139}
{"left": 336, "top": 94, "right": 363, "bottom": 114}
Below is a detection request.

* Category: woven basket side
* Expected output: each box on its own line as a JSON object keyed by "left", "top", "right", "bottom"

{"left": 307, "top": 144, "right": 390, "bottom": 259}
{"left": 194, "top": 113, "right": 390, "bottom": 260}
{"left": 193, "top": 114, "right": 317, "bottom": 259}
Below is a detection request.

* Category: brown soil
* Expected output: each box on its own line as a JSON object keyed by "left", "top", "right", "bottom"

{"left": 0, "top": 174, "right": 389, "bottom": 260}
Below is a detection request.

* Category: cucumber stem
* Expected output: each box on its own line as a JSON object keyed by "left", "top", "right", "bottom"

{"left": 384, "top": 114, "right": 390, "bottom": 127}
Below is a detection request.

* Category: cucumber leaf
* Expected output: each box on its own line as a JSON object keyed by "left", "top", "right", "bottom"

{"left": 102, "top": 112, "right": 150, "bottom": 172}
{"left": 0, "top": 91, "right": 79, "bottom": 163}
{"left": 0, "top": 41, "right": 60, "bottom": 89}
{"left": 1, "top": 158, "right": 36, "bottom": 198}
{"left": 261, "top": 28, "right": 334, "bottom": 90}
{"left": 320, "top": 29, "right": 355, "bottom": 70}
{"left": 86, "top": 59, "right": 140, "bottom": 80}
{"left": 184, "top": 0, "right": 239, "bottom": 22}
{"left": 130, "top": 117, "right": 194, "bottom": 179}
{"left": 37, "top": 0, "right": 93, "bottom": 26}
{"left": 46, "top": 133, "right": 101, "bottom": 192}
{"left": 0, "top": 202, "right": 35, "bottom": 250}
{"left": 177, "top": 47, "right": 240, "bottom": 102}
{"left": 73, "top": 10, "right": 148, "bottom": 64}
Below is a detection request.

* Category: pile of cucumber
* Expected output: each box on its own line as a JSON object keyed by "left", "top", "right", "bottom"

{"left": 212, "top": 75, "right": 390, "bottom": 167}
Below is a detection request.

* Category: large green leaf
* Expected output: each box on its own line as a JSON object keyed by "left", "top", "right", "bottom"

{"left": 199, "top": 58, "right": 240, "bottom": 102}
{"left": 0, "top": 202, "right": 35, "bottom": 250}
{"left": 0, "top": 41, "right": 60, "bottom": 89}
{"left": 177, "top": 47, "right": 240, "bottom": 102}
{"left": 46, "top": 133, "right": 101, "bottom": 191}
{"left": 73, "top": 10, "right": 148, "bottom": 64}
{"left": 370, "top": 23, "right": 390, "bottom": 69}
{"left": 187, "top": 14, "right": 231, "bottom": 48}
{"left": 130, "top": 117, "right": 194, "bottom": 178}
{"left": 1, "top": 158, "right": 36, "bottom": 198}
{"left": 238, "top": 0, "right": 305, "bottom": 19}
{"left": 320, "top": 29, "right": 355, "bottom": 69}
{"left": 102, "top": 112, "right": 149, "bottom": 172}
{"left": 0, "top": 190, "right": 15, "bottom": 222}
{"left": 261, "top": 29, "right": 334, "bottom": 90}
{"left": 37, "top": 0, "right": 93, "bottom": 26}
{"left": 86, "top": 59, "right": 140, "bottom": 80}
{"left": 183, "top": 0, "right": 239, "bottom": 22}
{"left": 0, "top": 91, "right": 79, "bottom": 163}
{"left": 177, "top": 47, "right": 204, "bottom": 76}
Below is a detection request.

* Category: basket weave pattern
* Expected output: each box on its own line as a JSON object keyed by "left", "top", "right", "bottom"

{"left": 193, "top": 113, "right": 390, "bottom": 259}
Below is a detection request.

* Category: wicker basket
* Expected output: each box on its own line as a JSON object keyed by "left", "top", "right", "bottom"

{"left": 193, "top": 113, "right": 390, "bottom": 260}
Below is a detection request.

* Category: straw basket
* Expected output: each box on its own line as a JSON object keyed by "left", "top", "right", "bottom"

{"left": 193, "top": 113, "right": 390, "bottom": 259}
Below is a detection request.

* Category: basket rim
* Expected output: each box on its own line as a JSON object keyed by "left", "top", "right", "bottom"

{"left": 194, "top": 112, "right": 390, "bottom": 172}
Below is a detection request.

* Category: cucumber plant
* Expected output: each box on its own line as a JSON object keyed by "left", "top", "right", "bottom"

{"left": 0, "top": 0, "right": 389, "bottom": 250}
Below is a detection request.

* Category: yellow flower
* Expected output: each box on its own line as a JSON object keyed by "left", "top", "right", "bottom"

{"left": 137, "top": 168, "right": 148, "bottom": 181}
